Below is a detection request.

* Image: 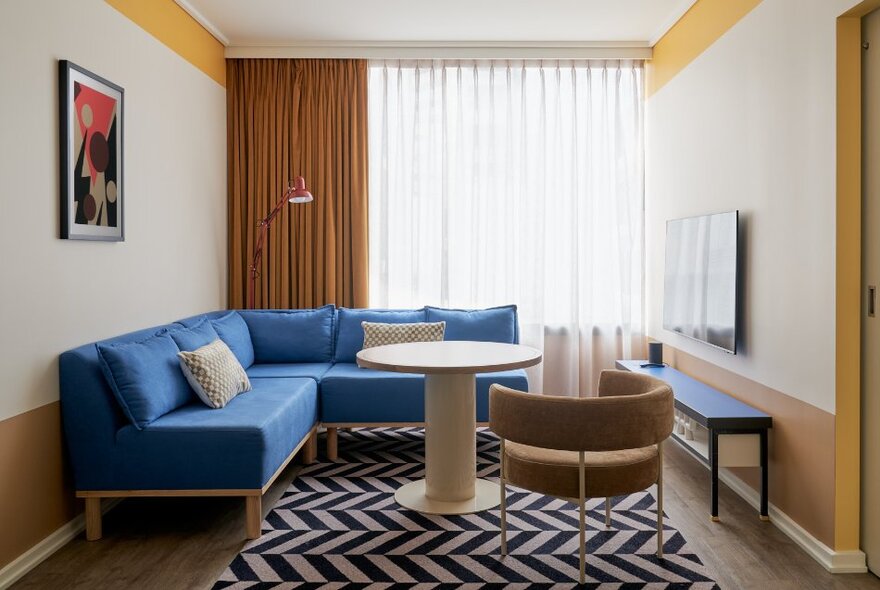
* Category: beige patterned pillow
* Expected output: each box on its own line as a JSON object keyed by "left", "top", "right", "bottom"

{"left": 361, "top": 321, "right": 446, "bottom": 350}
{"left": 178, "top": 339, "right": 252, "bottom": 409}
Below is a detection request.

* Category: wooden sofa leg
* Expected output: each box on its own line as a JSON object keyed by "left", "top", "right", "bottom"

{"left": 245, "top": 495, "right": 262, "bottom": 540}
{"left": 327, "top": 427, "right": 338, "bottom": 461}
{"left": 84, "top": 497, "right": 102, "bottom": 541}
{"left": 303, "top": 428, "right": 318, "bottom": 465}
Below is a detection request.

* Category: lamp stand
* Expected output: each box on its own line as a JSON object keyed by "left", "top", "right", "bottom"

{"left": 247, "top": 177, "right": 313, "bottom": 309}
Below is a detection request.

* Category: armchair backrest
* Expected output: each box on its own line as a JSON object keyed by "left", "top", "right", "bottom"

{"left": 489, "top": 370, "right": 674, "bottom": 452}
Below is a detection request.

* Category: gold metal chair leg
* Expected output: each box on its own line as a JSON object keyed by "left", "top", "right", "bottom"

{"left": 657, "top": 441, "right": 664, "bottom": 558}
{"left": 605, "top": 497, "right": 611, "bottom": 528}
{"left": 500, "top": 439, "right": 507, "bottom": 556}
{"left": 579, "top": 451, "right": 586, "bottom": 584}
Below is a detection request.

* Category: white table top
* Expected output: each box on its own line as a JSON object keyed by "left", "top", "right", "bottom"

{"left": 355, "top": 340, "right": 542, "bottom": 374}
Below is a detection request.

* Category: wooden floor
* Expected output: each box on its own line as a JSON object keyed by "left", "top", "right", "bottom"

{"left": 11, "top": 434, "right": 880, "bottom": 590}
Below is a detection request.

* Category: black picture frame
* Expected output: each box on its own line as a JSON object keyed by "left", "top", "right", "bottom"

{"left": 59, "top": 60, "right": 124, "bottom": 241}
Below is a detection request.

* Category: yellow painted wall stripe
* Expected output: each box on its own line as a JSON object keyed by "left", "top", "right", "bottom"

{"left": 835, "top": 0, "right": 880, "bottom": 554}
{"left": 647, "top": 0, "right": 762, "bottom": 97}
{"left": 105, "top": 0, "right": 226, "bottom": 87}
{"left": 835, "top": 13, "right": 862, "bottom": 553}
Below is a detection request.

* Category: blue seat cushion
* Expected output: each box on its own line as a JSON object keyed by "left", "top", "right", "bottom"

{"left": 167, "top": 317, "right": 220, "bottom": 352}
{"left": 320, "top": 363, "right": 528, "bottom": 423}
{"left": 114, "top": 378, "right": 318, "bottom": 490}
{"left": 334, "top": 308, "right": 426, "bottom": 363}
{"left": 426, "top": 305, "right": 519, "bottom": 343}
{"left": 97, "top": 332, "right": 193, "bottom": 429}
{"left": 240, "top": 305, "right": 335, "bottom": 363}
{"left": 211, "top": 311, "right": 255, "bottom": 368}
{"left": 246, "top": 363, "right": 332, "bottom": 381}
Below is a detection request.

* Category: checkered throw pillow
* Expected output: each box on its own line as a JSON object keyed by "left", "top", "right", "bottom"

{"left": 361, "top": 321, "right": 446, "bottom": 350}
{"left": 178, "top": 339, "right": 252, "bottom": 409}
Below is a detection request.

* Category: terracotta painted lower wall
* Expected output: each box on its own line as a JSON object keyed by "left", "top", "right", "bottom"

{"left": 663, "top": 345, "right": 836, "bottom": 547}
{"left": 0, "top": 403, "right": 76, "bottom": 569}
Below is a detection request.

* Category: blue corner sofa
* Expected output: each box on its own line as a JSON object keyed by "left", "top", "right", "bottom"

{"left": 60, "top": 305, "right": 528, "bottom": 540}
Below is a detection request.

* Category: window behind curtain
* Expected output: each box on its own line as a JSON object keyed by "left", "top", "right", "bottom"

{"left": 367, "top": 59, "right": 645, "bottom": 395}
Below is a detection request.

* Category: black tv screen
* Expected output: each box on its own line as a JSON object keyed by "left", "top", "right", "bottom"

{"left": 663, "top": 211, "right": 739, "bottom": 354}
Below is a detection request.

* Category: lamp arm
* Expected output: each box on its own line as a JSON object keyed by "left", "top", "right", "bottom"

{"left": 260, "top": 187, "right": 295, "bottom": 233}
{"left": 248, "top": 187, "right": 293, "bottom": 308}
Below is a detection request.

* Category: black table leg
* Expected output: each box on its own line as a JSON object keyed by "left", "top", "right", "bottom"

{"left": 710, "top": 428, "right": 719, "bottom": 521}
{"left": 760, "top": 429, "right": 769, "bottom": 520}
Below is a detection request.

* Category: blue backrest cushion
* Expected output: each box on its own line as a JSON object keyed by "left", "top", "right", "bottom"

{"left": 211, "top": 311, "right": 255, "bottom": 368}
{"left": 61, "top": 322, "right": 182, "bottom": 489}
{"left": 425, "top": 305, "right": 519, "bottom": 343}
{"left": 239, "top": 305, "right": 336, "bottom": 363}
{"left": 167, "top": 317, "right": 220, "bottom": 352}
{"left": 175, "top": 310, "right": 229, "bottom": 328}
{"left": 335, "top": 308, "right": 426, "bottom": 362}
{"left": 96, "top": 332, "right": 193, "bottom": 429}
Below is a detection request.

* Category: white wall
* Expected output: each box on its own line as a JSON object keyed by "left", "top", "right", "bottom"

{"left": 0, "top": 0, "right": 227, "bottom": 421}
{"left": 646, "top": 0, "right": 861, "bottom": 414}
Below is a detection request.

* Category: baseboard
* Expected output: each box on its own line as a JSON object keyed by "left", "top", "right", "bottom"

{"left": 715, "top": 468, "right": 867, "bottom": 573}
{"left": 0, "top": 498, "right": 122, "bottom": 590}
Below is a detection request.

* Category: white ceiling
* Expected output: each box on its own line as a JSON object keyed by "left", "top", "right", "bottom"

{"left": 178, "top": 0, "right": 696, "bottom": 50}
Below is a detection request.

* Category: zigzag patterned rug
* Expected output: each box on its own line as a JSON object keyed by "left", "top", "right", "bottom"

{"left": 214, "top": 428, "right": 720, "bottom": 589}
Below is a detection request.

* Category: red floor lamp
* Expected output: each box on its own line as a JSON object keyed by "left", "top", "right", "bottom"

{"left": 248, "top": 176, "right": 314, "bottom": 309}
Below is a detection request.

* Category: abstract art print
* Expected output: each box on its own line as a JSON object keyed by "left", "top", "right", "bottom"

{"left": 59, "top": 60, "right": 124, "bottom": 241}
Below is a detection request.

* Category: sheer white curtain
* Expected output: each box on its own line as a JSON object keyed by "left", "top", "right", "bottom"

{"left": 368, "top": 59, "right": 645, "bottom": 396}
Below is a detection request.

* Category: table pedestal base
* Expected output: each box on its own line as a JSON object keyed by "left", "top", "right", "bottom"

{"left": 395, "top": 478, "right": 501, "bottom": 515}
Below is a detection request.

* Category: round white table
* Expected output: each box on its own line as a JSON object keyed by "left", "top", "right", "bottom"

{"left": 356, "top": 340, "right": 542, "bottom": 515}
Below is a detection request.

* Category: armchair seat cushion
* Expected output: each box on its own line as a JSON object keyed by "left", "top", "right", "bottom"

{"left": 112, "top": 377, "right": 317, "bottom": 490}
{"left": 320, "top": 363, "right": 528, "bottom": 423}
{"left": 504, "top": 441, "right": 659, "bottom": 500}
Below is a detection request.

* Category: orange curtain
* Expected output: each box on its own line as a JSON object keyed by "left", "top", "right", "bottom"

{"left": 227, "top": 59, "right": 369, "bottom": 309}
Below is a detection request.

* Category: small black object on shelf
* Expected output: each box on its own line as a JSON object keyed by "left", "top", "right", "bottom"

{"left": 648, "top": 341, "right": 664, "bottom": 364}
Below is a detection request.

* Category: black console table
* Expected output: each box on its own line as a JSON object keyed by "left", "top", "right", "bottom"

{"left": 616, "top": 360, "right": 773, "bottom": 521}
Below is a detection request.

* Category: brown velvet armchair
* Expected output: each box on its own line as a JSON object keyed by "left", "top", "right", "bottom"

{"left": 489, "top": 370, "right": 674, "bottom": 583}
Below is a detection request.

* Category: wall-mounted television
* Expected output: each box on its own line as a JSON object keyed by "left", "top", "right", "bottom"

{"left": 663, "top": 210, "right": 739, "bottom": 354}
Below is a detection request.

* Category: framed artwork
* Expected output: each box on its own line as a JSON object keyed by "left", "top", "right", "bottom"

{"left": 59, "top": 60, "right": 124, "bottom": 241}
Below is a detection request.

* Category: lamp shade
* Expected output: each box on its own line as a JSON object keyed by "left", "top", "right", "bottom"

{"left": 288, "top": 176, "right": 313, "bottom": 203}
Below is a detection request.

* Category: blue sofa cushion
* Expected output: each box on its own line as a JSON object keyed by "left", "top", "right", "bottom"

{"left": 96, "top": 333, "right": 193, "bottom": 429}
{"left": 426, "top": 305, "right": 519, "bottom": 343}
{"left": 114, "top": 378, "right": 318, "bottom": 490}
{"left": 246, "top": 363, "right": 333, "bottom": 382}
{"left": 211, "top": 311, "right": 255, "bottom": 368}
{"left": 174, "top": 311, "right": 230, "bottom": 328}
{"left": 335, "top": 308, "right": 426, "bottom": 363}
{"left": 320, "top": 363, "right": 528, "bottom": 423}
{"left": 167, "top": 317, "right": 220, "bottom": 352}
{"left": 240, "top": 305, "right": 335, "bottom": 363}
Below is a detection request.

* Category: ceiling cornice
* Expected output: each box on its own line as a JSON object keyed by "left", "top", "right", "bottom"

{"left": 173, "top": 0, "right": 230, "bottom": 45}
{"left": 648, "top": 0, "right": 699, "bottom": 46}
{"left": 225, "top": 41, "right": 652, "bottom": 60}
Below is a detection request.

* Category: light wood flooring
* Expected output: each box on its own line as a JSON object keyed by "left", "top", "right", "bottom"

{"left": 11, "top": 434, "right": 880, "bottom": 589}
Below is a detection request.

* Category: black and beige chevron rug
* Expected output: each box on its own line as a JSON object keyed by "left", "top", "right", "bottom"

{"left": 214, "top": 428, "right": 720, "bottom": 589}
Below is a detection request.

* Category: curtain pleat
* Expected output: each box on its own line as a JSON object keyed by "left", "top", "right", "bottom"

{"left": 367, "top": 59, "right": 645, "bottom": 396}
{"left": 227, "top": 59, "right": 369, "bottom": 309}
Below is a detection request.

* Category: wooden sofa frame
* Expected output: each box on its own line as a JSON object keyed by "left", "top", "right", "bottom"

{"left": 78, "top": 425, "right": 318, "bottom": 541}
{"left": 80, "top": 421, "right": 491, "bottom": 541}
